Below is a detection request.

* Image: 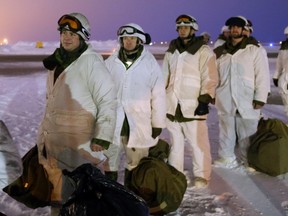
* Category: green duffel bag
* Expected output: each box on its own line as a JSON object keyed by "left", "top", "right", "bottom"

{"left": 248, "top": 118, "right": 288, "bottom": 176}
{"left": 129, "top": 139, "right": 187, "bottom": 215}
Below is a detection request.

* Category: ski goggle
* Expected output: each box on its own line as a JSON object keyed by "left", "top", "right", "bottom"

{"left": 58, "top": 15, "right": 90, "bottom": 39}
{"left": 117, "top": 26, "right": 144, "bottom": 36}
{"left": 176, "top": 15, "right": 197, "bottom": 24}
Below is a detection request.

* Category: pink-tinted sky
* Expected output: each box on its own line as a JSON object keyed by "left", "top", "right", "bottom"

{"left": 1, "top": 0, "right": 288, "bottom": 44}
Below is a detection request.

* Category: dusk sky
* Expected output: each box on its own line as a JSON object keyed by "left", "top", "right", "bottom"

{"left": 1, "top": 0, "right": 288, "bottom": 44}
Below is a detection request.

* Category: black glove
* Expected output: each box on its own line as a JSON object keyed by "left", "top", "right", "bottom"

{"left": 152, "top": 128, "right": 162, "bottom": 139}
{"left": 194, "top": 102, "right": 209, "bottom": 116}
{"left": 273, "top": 78, "right": 278, "bottom": 87}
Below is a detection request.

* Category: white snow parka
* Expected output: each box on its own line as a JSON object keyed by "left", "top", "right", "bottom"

{"left": 105, "top": 47, "right": 166, "bottom": 148}
{"left": 214, "top": 43, "right": 270, "bottom": 119}
{"left": 37, "top": 44, "right": 117, "bottom": 170}
{"left": 162, "top": 42, "right": 218, "bottom": 119}
{"left": 273, "top": 41, "right": 288, "bottom": 94}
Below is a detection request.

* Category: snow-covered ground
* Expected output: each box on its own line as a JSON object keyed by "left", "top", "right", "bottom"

{"left": 0, "top": 41, "right": 288, "bottom": 216}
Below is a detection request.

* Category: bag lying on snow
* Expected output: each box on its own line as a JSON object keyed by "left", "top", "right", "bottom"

{"left": 59, "top": 163, "right": 149, "bottom": 216}
{"left": 3, "top": 145, "right": 52, "bottom": 209}
{"left": 248, "top": 118, "right": 288, "bottom": 176}
{"left": 128, "top": 139, "right": 187, "bottom": 215}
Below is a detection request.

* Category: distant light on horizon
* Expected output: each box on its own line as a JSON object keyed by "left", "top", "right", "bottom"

{"left": 0, "top": 38, "right": 8, "bottom": 45}
{"left": 269, "top": 43, "right": 273, "bottom": 47}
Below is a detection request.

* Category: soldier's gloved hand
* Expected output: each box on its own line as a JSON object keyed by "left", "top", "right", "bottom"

{"left": 152, "top": 128, "right": 162, "bottom": 139}
{"left": 194, "top": 102, "right": 209, "bottom": 116}
{"left": 273, "top": 78, "right": 278, "bottom": 87}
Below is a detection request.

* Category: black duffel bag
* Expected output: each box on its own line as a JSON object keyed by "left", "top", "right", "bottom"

{"left": 59, "top": 163, "right": 149, "bottom": 216}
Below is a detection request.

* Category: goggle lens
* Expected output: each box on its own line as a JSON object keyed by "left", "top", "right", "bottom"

{"left": 176, "top": 16, "right": 196, "bottom": 24}
{"left": 58, "top": 15, "right": 81, "bottom": 31}
{"left": 58, "top": 15, "right": 90, "bottom": 40}
{"left": 117, "top": 26, "right": 143, "bottom": 36}
{"left": 177, "top": 18, "right": 190, "bottom": 23}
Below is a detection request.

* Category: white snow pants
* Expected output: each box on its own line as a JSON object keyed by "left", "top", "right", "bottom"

{"left": 166, "top": 119, "right": 211, "bottom": 181}
{"left": 103, "top": 143, "right": 122, "bottom": 172}
{"left": 278, "top": 73, "right": 288, "bottom": 116}
{"left": 103, "top": 136, "right": 149, "bottom": 171}
{"left": 279, "top": 92, "right": 288, "bottom": 116}
{"left": 218, "top": 114, "right": 259, "bottom": 163}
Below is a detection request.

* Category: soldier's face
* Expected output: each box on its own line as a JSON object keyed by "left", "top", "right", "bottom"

{"left": 230, "top": 26, "right": 244, "bottom": 38}
{"left": 178, "top": 26, "right": 194, "bottom": 38}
